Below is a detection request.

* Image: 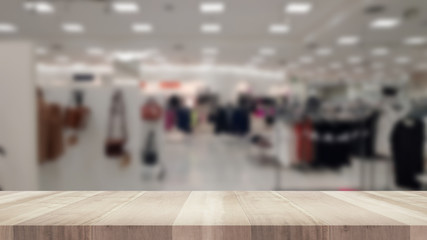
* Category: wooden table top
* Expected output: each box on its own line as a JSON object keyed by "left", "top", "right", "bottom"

{"left": 0, "top": 191, "right": 427, "bottom": 240}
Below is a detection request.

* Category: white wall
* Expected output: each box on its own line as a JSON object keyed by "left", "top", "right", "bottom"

{"left": 0, "top": 41, "right": 38, "bottom": 190}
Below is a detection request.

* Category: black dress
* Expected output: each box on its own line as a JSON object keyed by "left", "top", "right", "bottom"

{"left": 391, "top": 118, "right": 424, "bottom": 189}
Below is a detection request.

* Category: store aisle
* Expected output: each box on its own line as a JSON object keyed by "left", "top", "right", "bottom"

{"left": 39, "top": 133, "right": 392, "bottom": 191}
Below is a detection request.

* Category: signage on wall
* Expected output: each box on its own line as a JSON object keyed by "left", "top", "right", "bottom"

{"left": 73, "top": 73, "right": 95, "bottom": 82}
{"left": 160, "top": 81, "right": 181, "bottom": 89}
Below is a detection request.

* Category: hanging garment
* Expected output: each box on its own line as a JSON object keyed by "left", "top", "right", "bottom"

{"left": 294, "top": 119, "right": 313, "bottom": 164}
{"left": 191, "top": 110, "right": 199, "bottom": 129}
{"left": 105, "top": 90, "right": 128, "bottom": 158}
{"left": 391, "top": 118, "right": 425, "bottom": 189}
{"left": 375, "top": 106, "right": 404, "bottom": 157}
{"left": 164, "top": 109, "right": 176, "bottom": 131}
{"left": 231, "top": 107, "right": 251, "bottom": 136}
{"left": 274, "top": 122, "right": 294, "bottom": 167}
{"left": 176, "top": 107, "right": 192, "bottom": 133}
{"left": 45, "top": 104, "right": 64, "bottom": 161}
{"left": 214, "top": 107, "right": 229, "bottom": 134}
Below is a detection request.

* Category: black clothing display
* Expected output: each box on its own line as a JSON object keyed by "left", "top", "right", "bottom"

{"left": 176, "top": 107, "right": 192, "bottom": 133}
{"left": 391, "top": 118, "right": 424, "bottom": 190}
{"left": 214, "top": 105, "right": 250, "bottom": 135}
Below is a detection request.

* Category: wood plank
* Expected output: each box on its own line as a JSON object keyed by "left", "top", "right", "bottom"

{"left": 0, "top": 192, "right": 99, "bottom": 225}
{"left": 236, "top": 191, "right": 328, "bottom": 240}
{"left": 173, "top": 192, "right": 250, "bottom": 240}
{"left": 14, "top": 191, "right": 143, "bottom": 240}
{"left": 91, "top": 191, "right": 189, "bottom": 240}
{"left": 280, "top": 192, "right": 409, "bottom": 240}
{"left": 327, "top": 192, "right": 427, "bottom": 225}
{"left": 0, "top": 191, "right": 57, "bottom": 208}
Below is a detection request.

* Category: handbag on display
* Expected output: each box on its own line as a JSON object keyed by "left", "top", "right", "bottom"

{"left": 105, "top": 90, "right": 128, "bottom": 158}
{"left": 142, "top": 131, "right": 158, "bottom": 166}
{"left": 141, "top": 99, "right": 163, "bottom": 122}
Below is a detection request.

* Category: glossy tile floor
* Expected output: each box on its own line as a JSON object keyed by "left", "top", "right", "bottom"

{"left": 39, "top": 133, "right": 393, "bottom": 191}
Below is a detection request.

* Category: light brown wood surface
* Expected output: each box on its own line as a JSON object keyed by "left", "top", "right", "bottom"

{"left": 0, "top": 191, "right": 426, "bottom": 240}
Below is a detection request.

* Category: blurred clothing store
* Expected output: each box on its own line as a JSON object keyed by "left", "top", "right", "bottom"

{"left": 1, "top": 0, "right": 427, "bottom": 191}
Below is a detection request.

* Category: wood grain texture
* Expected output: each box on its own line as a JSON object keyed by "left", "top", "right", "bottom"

{"left": 92, "top": 191, "right": 190, "bottom": 240}
{"left": 173, "top": 192, "right": 250, "bottom": 240}
{"left": 0, "top": 191, "right": 426, "bottom": 240}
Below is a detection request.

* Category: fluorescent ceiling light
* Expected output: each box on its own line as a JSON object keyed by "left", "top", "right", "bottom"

{"left": 286, "top": 2, "right": 312, "bottom": 14}
{"left": 202, "top": 47, "right": 218, "bottom": 55}
{"left": 348, "top": 56, "right": 363, "bottom": 64}
{"left": 395, "top": 57, "right": 411, "bottom": 64}
{"left": 370, "top": 18, "right": 400, "bottom": 29}
{"left": 269, "top": 24, "right": 290, "bottom": 34}
{"left": 316, "top": 48, "right": 332, "bottom": 56}
{"left": 23, "top": 1, "right": 55, "bottom": 14}
{"left": 200, "top": 2, "right": 225, "bottom": 14}
{"left": 338, "top": 36, "right": 359, "bottom": 45}
{"left": 62, "top": 23, "right": 84, "bottom": 33}
{"left": 87, "top": 47, "right": 105, "bottom": 56}
{"left": 132, "top": 23, "right": 153, "bottom": 33}
{"left": 404, "top": 36, "right": 427, "bottom": 45}
{"left": 259, "top": 47, "right": 276, "bottom": 56}
{"left": 371, "top": 47, "right": 389, "bottom": 56}
{"left": 0, "top": 23, "right": 17, "bottom": 33}
{"left": 112, "top": 2, "right": 139, "bottom": 13}
{"left": 201, "top": 23, "right": 222, "bottom": 33}
{"left": 300, "top": 56, "right": 313, "bottom": 64}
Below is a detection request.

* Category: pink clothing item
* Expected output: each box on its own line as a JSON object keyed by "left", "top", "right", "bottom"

{"left": 164, "top": 110, "right": 175, "bottom": 131}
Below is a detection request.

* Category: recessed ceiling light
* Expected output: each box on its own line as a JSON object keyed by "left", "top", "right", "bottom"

{"left": 87, "top": 47, "right": 104, "bottom": 56}
{"left": 259, "top": 47, "right": 276, "bottom": 56}
{"left": 300, "top": 56, "right": 313, "bottom": 64}
{"left": 315, "top": 48, "right": 332, "bottom": 56}
{"left": 269, "top": 24, "right": 290, "bottom": 34}
{"left": 348, "top": 56, "right": 363, "bottom": 64}
{"left": 0, "top": 23, "right": 17, "bottom": 33}
{"left": 62, "top": 23, "right": 84, "bottom": 33}
{"left": 200, "top": 2, "right": 225, "bottom": 14}
{"left": 112, "top": 1, "right": 139, "bottom": 13}
{"left": 404, "top": 36, "right": 427, "bottom": 45}
{"left": 286, "top": 2, "right": 312, "bottom": 14}
{"left": 23, "top": 1, "right": 55, "bottom": 14}
{"left": 132, "top": 23, "right": 153, "bottom": 33}
{"left": 370, "top": 18, "right": 400, "bottom": 29}
{"left": 202, "top": 47, "right": 218, "bottom": 55}
{"left": 395, "top": 56, "right": 411, "bottom": 64}
{"left": 338, "top": 36, "right": 360, "bottom": 45}
{"left": 371, "top": 47, "right": 389, "bottom": 56}
{"left": 36, "top": 47, "right": 48, "bottom": 55}
{"left": 201, "top": 23, "right": 222, "bottom": 33}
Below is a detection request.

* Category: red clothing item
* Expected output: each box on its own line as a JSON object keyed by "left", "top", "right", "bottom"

{"left": 294, "top": 119, "right": 313, "bottom": 163}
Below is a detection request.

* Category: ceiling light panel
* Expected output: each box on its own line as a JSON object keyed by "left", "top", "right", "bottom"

{"left": 132, "top": 23, "right": 153, "bottom": 33}
{"left": 201, "top": 23, "right": 222, "bottom": 33}
{"left": 372, "top": 47, "right": 389, "bottom": 56}
{"left": 112, "top": 2, "right": 139, "bottom": 13}
{"left": 259, "top": 47, "right": 276, "bottom": 56}
{"left": 286, "top": 2, "right": 312, "bottom": 14}
{"left": 269, "top": 24, "right": 290, "bottom": 34}
{"left": 370, "top": 18, "right": 400, "bottom": 29}
{"left": 348, "top": 56, "right": 363, "bottom": 64}
{"left": 338, "top": 36, "right": 360, "bottom": 45}
{"left": 316, "top": 48, "right": 332, "bottom": 56}
{"left": 200, "top": 2, "right": 225, "bottom": 14}
{"left": 0, "top": 23, "right": 17, "bottom": 33}
{"left": 405, "top": 36, "right": 427, "bottom": 45}
{"left": 23, "top": 1, "right": 55, "bottom": 14}
{"left": 62, "top": 23, "right": 84, "bottom": 33}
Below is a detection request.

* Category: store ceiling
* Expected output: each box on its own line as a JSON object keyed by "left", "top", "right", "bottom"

{"left": 0, "top": 0, "right": 427, "bottom": 78}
